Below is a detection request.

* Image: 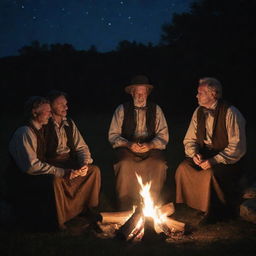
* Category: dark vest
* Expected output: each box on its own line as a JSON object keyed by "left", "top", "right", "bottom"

{"left": 44, "top": 118, "right": 76, "bottom": 160}
{"left": 121, "top": 101, "right": 156, "bottom": 142}
{"left": 28, "top": 123, "right": 46, "bottom": 161}
{"left": 196, "top": 100, "right": 230, "bottom": 156}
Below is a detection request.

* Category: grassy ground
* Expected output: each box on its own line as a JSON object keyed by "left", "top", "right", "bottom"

{"left": 0, "top": 112, "right": 256, "bottom": 256}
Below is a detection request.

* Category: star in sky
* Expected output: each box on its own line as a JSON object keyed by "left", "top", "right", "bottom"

{"left": 0, "top": 0, "right": 196, "bottom": 57}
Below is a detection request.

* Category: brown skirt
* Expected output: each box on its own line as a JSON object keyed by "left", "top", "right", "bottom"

{"left": 175, "top": 158, "right": 242, "bottom": 213}
{"left": 5, "top": 157, "right": 101, "bottom": 230}
{"left": 53, "top": 164, "right": 101, "bottom": 228}
{"left": 113, "top": 148, "right": 168, "bottom": 210}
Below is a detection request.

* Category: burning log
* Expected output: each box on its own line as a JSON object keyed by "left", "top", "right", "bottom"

{"left": 153, "top": 216, "right": 185, "bottom": 235}
{"left": 116, "top": 207, "right": 145, "bottom": 241}
{"left": 98, "top": 173, "right": 186, "bottom": 242}
{"left": 164, "top": 217, "right": 185, "bottom": 232}
{"left": 142, "top": 217, "right": 161, "bottom": 242}
{"left": 158, "top": 202, "right": 175, "bottom": 217}
{"left": 100, "top": 209, "right": 134, "bottom": 225}
{"left": 100, "top": 202, "right": 175, "bottom": 226}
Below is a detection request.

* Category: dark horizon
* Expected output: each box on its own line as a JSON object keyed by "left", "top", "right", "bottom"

{"left": 0, "top": 0, "right": 195, "bottom": 58}
{"left": 0, "top": 0, "right": 254, "bottom": 121}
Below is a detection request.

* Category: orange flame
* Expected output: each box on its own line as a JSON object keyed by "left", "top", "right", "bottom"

{"left": 135, "top": 173, "right": 168, "bottom": 233}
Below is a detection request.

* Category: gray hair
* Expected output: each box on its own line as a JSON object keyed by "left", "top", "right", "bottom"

{"left": 24, "top": 96, "right": 50, "bottom": 121}
{"left": 199, "top": 77, "right": 222, "bottom": 99}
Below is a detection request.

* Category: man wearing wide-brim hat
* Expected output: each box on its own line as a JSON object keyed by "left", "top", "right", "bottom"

{"left": 108, "top": 75, "right": 169, "bottom": 210}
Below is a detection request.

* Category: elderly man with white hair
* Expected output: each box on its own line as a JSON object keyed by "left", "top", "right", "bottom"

{"left": 108, "top": 75, "right": 169, "bottom": 210}
{"left": 175, "top": 77, "right": 246, "bottom": 223}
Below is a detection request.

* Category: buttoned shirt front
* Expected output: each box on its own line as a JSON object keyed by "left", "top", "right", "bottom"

{"left": 51, "top": 117, "right": 93, "bottom": 165}
{"left": 108, "top": 104, "right": 169, "bottom": 149}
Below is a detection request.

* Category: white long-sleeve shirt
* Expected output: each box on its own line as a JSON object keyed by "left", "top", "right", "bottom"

{"left": 108, "top": 104, "right": 169, "bottom": 149}
{"left": 9, "top": 119, "right": 92, "bottom": 177}
{"left": 184, "top": 105, "right": 246, "bottom": 164}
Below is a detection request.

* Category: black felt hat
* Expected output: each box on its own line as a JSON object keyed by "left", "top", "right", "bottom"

{"left": 125, "top": 75, "right": 153, "bottom": 94}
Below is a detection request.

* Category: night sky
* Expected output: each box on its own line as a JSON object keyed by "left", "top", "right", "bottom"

{"left": 0, "top": 0, "right": 195, "bottom": 57}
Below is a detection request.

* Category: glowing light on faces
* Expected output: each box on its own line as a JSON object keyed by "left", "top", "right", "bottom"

{"left": 51, "top": 96, "right": 68, "bottom": 119}
{"left": 131, "top": 86, "right": 148, "bottom": 107}
{"left": 34, "top": 103, "right": 52, "bottom": 125}
{"left": 196, "top": 84, "right": 216, "bottom": 108}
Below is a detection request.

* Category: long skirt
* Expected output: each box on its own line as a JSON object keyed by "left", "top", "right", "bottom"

{"left": 113, "top": 148, "right": 168, "bottom": 210}
{"left": 5, "top": 159, "right": 101, "bottom": 230}
{"left": 175, "top": 158, "right": 242, "bottom": 213}
{"left": 53, "top": 164, "right": 101, "bottom": 228}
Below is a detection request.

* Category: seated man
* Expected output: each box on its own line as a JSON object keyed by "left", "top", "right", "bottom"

{"left": 108, "top": 75, "right": 169, "bottom": 210}
{"left": 7, "top": 95, "right": 100, "bottom": 231}
{"left": 175, "top": 77, "right": 246, "bottom": 222}
{"left": 45, "top": 90, "right": 101, "bottom": 229}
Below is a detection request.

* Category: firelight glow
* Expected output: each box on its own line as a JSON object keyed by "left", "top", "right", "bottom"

{"left": 136, "top": 173, "right": 167, "bottom": 227}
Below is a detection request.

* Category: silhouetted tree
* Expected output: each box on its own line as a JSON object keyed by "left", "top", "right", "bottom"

{"left": 88, "top": 45, "right": 98, "bottom": 53}
{"left": 160, "top": 0, "right": 255, "bottom": 115}
{"left": 50, "top": 43, "right": 76, "bottom": 55}
{"left": 19, "top": 40, "right": 49, "bottom": 56}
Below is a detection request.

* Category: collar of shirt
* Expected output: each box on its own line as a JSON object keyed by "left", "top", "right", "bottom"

{"left": 52, "top": 117, "right": 69, "bottom": 128}
{"left": 31, "top": 120, "right": 42, "bottom": 130}
{"left": 209, "top": 101, "right": 218, "bottom": 110}
{"left": 134, "top": 105, "right": 147, "bottom": 111}
{"left": 202, "top": 100, "right": 218, "bottom": 116}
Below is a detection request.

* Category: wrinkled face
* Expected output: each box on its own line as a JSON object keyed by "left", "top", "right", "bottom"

{"left": 51, "top": 96, "right": 68, "bottom": 119}
{"left": 131, "top": 86, "right": 148, "bottom": 106}
{"left": 196, "top": 84, "right": 216, "bottom": 108}
{"left": 33, "top": 103, "right": 52, "bottom": 125}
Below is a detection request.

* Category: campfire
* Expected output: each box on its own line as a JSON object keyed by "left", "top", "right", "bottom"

{"left": 99, "top": 173, "right": 186, "bottom": 242}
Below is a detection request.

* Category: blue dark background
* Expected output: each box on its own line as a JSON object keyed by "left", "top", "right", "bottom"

{"left": 0, "top": 0, "right": 194, "bottom": 57}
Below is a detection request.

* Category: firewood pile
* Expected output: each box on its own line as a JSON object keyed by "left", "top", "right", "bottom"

{"left": 97, "top": 202, "right": 186, "bottom": 241}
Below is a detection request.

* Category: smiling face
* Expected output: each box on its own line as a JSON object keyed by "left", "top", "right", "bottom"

{"left": 196, "top": 84, "right": 217, "bottom": 108}
{"left": 32, "top": 103, "right": 52, "bottom": 126}
{"left": 131, "top": 85, "right": 149, "bottom": 107}
{"left": 51, "top": 95, "right": 68, "bottom": 122}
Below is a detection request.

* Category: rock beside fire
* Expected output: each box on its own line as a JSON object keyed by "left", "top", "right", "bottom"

{"left": 240, "top": 199, "right": 256, "bottom": 224}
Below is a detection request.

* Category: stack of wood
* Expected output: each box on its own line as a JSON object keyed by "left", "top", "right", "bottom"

{"left": 100, "top": 202, "right": 186, "bottom": 241}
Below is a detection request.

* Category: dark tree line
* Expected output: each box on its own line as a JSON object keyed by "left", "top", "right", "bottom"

{"left": 0, "top": 0, "right": 255, "bottom": 120}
